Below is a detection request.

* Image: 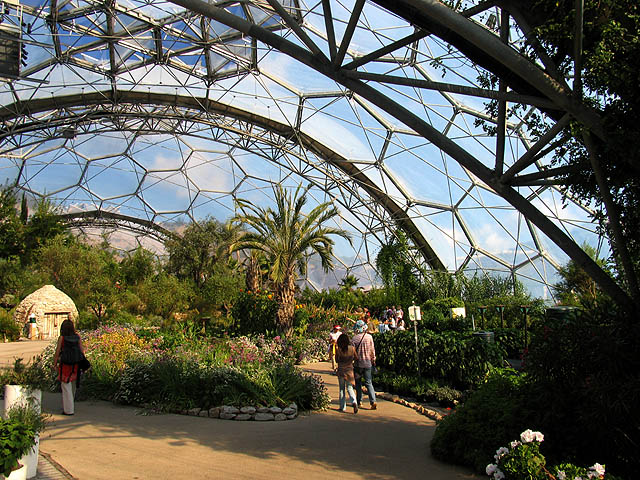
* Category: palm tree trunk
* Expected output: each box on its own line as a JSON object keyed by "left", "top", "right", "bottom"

{"left": 276, "top": 271, "right": 296, "bottom": 336}
{"left": 245, "top": 255, "right": 261, "bottom": 292}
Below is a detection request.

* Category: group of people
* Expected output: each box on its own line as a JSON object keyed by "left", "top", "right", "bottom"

{"left": 328, "top": 320, "right": 377, "bottom": 413}
{"left": 378, "top": 305, "right": 405, "bottom": 333}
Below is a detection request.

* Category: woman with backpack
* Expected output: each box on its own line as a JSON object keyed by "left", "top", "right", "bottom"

{"left": 335, "top": 332, "right": 359, "bottom": 413}
{"left": 52, "top": 319, "right": 85, "bottom": 415}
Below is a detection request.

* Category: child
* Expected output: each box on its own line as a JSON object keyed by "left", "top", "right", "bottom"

{"left": 328, "top": 324, "right": 342, "bottom": 372}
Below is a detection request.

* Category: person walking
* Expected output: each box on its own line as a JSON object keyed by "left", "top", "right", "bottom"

{"left": 328, "top": 324, "right": 342, "bottom": 372}
{"left": 52, "top": 319, "right": 85, "bottom": 415}
{"left": 335, "top": 332, "right": 359, "bottom": 413}
{"left": 351, "top": 319, "right": 377, "bottom": 410}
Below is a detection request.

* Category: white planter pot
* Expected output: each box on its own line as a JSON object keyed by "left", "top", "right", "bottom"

{"left": 19, "top": 436, "right": 39, "bottom": 479}
{"left": 5, "top": 463, "right": 27, "bottom": 480}
{"left": 2, "top": 386, "right": 42, "bottom": 417}
{"left": 2, "top": 386, "right": 42, "bottom": 479}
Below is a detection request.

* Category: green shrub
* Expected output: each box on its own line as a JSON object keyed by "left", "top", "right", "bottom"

{"left": 0, "top": 357, "right": 53, "bottom": 392}
{"left": 0, "top": 419, "right": 35, "bottom": 476}
{"left": 430, "top": 369, "right": 537, "bottom": 473}
{"left": 375, "top": 330, "right": 505, "bottom": 389}
{"left": 374, "top": 369, "right": 462, "bottom": 406}
{"left": 0, "top": 308, "right": 20, "bottom": 341}
{"left": 522, "top": 303, "right": 640, "bottom": 478}
{"left": 230, "top": 291, "right": 278, "bottom": 336}
{"left": 493, "top": 328, "right": 525, "bottom": 358}
{"left": 76, "top": 310, "right": 99, "bottom": 331}
{"left": 113, "top": 356, "right": 329, "bottom": 411}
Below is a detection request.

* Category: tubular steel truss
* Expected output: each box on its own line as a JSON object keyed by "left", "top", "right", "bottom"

{"left": 0, "top": 0, "right": 627, "bottom": 303}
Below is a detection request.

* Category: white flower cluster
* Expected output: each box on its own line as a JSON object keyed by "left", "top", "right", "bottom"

{"left": 555, "top": 461, "right": 605, "bottom": 480}
{"left": 486, "top": 430, "right": 607, "bottom": 480}
{"left": 485, "top": 463, "right": 504, "bottom": 480}
{"left": 520, "top": 429, "right": 544, "bottom": 443}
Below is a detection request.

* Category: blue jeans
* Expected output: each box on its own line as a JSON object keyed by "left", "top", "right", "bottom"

{"left": 338, "top": 376, "right": 357, "bottom": 411}
{"left": 354, "top": 367, "right": 376, "bottom": 405}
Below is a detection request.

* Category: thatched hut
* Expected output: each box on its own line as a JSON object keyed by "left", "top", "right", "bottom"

{"left": 13, "top": 285, "right": 79, "bottom": 339}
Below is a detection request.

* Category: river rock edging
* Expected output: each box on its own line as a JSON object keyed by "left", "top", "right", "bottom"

{"left": 181, "top": 403, "right": 298, "bottom": 421}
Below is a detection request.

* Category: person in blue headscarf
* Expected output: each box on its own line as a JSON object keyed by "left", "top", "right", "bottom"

{"left": 351, "top": 320, "right": 377, "bottom": 410}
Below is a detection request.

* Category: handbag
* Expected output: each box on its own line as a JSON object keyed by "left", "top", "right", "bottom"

{"left": 79, "top": 354, "right": 91, "bottom": 372}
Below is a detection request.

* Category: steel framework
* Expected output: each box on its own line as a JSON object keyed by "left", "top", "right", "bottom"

{"left": 0, "top": 0, "right": 627, "bottom": 302}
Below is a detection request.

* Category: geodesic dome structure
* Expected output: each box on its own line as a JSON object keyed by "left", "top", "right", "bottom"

{"left": 0, "top": 0, "right": 621, "bottom": 300}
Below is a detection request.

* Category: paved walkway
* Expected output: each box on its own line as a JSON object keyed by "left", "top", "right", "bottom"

{"left": 2, "top": 340, "right": 481, "bottom": 480}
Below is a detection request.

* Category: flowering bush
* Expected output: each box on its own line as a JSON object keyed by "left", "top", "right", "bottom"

{"left": 83, "top": 325, "right": 151, "bottom": 371}
{"left": 486, "top": 430, "right": 616, "bottom": 480}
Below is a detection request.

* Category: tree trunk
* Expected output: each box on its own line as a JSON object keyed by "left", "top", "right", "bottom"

{"left": 245, "top": 255, "right": 261, "bottom": 293}
{"left": 276, "top": 272, "right": 296, "bottom": 336}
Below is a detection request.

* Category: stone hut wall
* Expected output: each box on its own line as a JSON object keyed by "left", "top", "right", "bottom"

{"left": 13, "top": 285, "right": 79, "bottom": 339}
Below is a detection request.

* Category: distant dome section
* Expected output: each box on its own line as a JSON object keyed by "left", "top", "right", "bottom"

{"left": 13, "top": 285, "right": 79, "bottom": 339}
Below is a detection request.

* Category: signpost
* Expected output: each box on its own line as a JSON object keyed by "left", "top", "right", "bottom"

{"left": 408, "top": 304, "right": 422, "bottom": 376}
{"left": 477, "top": 306, "right": 488, "bottom": 329}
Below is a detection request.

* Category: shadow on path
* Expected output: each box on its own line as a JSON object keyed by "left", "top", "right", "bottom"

{"left": 1, "top": 342, "right": 480, "bottom": 479}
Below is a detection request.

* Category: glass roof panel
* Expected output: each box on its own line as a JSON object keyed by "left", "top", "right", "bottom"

{"left": 0, "top": 0, "right": 612, "bottom": 295}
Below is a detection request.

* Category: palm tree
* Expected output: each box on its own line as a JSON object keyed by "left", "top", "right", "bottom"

{"left": 339, "top": 274, "right": 359, "bottom": 291}
{"left": 232, "top": 183, "right": 351, "bottom": 335}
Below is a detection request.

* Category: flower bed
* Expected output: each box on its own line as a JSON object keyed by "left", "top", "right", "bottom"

{"left": 41, "top": 326, "right": 330, "bottom": 414}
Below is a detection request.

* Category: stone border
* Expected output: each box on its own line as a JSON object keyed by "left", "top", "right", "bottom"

{"left": 180, "top": 403, "right": 298, "bottom": 421}
{"left": 376, "top": 392, "right": 447, "bottom": 421}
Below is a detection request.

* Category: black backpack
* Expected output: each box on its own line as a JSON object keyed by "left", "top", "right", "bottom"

{"left": 60, "top": 335, "right": 83, "bottom": 365}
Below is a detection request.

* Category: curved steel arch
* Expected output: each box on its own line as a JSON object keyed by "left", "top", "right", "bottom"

{"left": 1, "top": 89, "right": 444, "bottom": 269}
{"left": 57, "top": 210, "right": 180, "bottom": 243}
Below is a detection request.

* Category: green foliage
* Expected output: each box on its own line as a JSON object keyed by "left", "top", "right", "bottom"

{"left": 165, "top": 217, "right": 233, "bottom": 288}
{"left": 113, "top": 357, "right": 329, "bottom": 412}
{"left": 523, "top": 302, "right": 640, "bottom": 477}
{"left": 76, "top": 310, "right": 100, "bottom": 331}
{"left": 0, "top": 256, "right": 48, "bottom": 302}
{"left": 0, "top": 308, "right": 20, "bottom": 341}
{"left": 120, "top": 247, "right": 158, "bottom": 286}
{"left": 553, "top": 243, "right": 610, "bottom": 306}
{"left": 0, "top": 357, "right": 52, "bottom": 392}
{"left": 466, "top": 297, "right": 546, "bottom": 331}
{"left": 232, "top": 183, "right": 351, "bottom": 335}
{"left": 461, "top": 273, "right": 526, "bottom": 304}
{"left": 419, "top": 271, "right": 464, "bottom": 301}
{"left": 0, "top": 419, "right": 35, "bottom": 476}
{"left": 135, "top": 272, "right": 193, "bottom": 319}
{"left": 298, "top": 285, "right": 369, "bottom": 311}
{"left": 22, "top": 198, "right": 68, "bottom": 264}
{"left": 488, "top": 432, "right": 621, "bottom": 480}
{"left": 36, "top": 235, "right": 116, "bottom": 312}
{"left": 430, "top": 369, "right": 536, "bottom": 473}
{"left": 0, "top": 185, "right": 25, "bottom": 260}
{"left": 497, "top": 438, "right": 546, "bottom": 480}
{"left": 375, "top": 330, "right": 505, "bottom": 389}
{"left": 196, "top": 262, "right": 243, "bottom": 317}
{"left": 375, "top": 230, "right": 421, "bottom": 307}
{"left": 374, "top": 369, "right": 462, "bottom": 407}
{"left": 230, "top": 290, "right": 279, "bottom": 336}
{"left": 4, "top": 403, "right": 49, "bottom": 437}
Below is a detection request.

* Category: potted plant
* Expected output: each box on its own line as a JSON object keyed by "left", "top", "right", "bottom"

{"left": 1, "top": 357, "right": 52, "bottom": 414}
{"left": 0, "top": 418, "right": 35, "bottom": 480}
{"left": 2, "top": 404, "right": 49, "bottom": 479}
{"left": 1, "top": 357, "right": 52, "bottom": 479}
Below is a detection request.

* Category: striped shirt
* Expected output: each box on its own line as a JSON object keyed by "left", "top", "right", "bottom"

{"left": 351, "top": 332, "right": 376, "bottom": 368}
